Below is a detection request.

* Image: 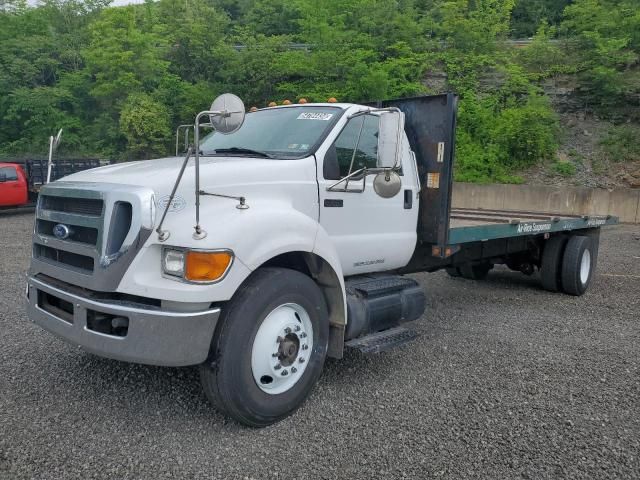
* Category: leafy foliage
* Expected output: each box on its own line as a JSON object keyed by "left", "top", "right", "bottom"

{"left": 600, "top": 125, "right": 640, "bottom": 163}
{"left": 0, "top": 0, "right": 635, "bottom": 184}
{"left": 552, "top": 160, "right": 577, "bottom": 176}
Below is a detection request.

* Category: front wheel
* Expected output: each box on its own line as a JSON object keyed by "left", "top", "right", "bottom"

{"left": 200, "top": 267, "right": 329, "bottom": 427}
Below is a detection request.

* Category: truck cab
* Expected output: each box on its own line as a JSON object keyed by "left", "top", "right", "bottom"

{"left": 26, "top": 94, "right": 614, "bottom": 426}
{"left": 0, "top": 162, "right": 28, "bottom": 207}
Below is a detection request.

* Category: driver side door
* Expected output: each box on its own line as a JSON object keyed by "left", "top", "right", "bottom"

{"left": 316, "top": 113, "right": 419, "bottom": 276}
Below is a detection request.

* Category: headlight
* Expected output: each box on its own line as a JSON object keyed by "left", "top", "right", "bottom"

{"left": 162, "top": 248, "right": 233, "bottom": 283}
{"left": 163, "top": 249, "right": 185, "bottom": 277}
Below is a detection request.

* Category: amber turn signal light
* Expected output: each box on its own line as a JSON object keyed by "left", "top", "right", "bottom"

{"left": 185, "top": 251, "right": 233, "bottom": 282}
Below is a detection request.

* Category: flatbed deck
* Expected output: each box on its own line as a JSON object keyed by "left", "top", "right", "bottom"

{"left": 448, "top": 208, "right": 618, "bottom": 244}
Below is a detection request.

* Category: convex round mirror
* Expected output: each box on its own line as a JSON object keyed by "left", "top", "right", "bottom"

{"left": 373, "top": 170, "right": 402, "bottom": 198}
{"left": 210, "top": 93, "right": 245, "bottom": 135}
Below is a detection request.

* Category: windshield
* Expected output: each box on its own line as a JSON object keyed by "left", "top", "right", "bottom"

{"left": 199, "top": 106, "right": 342, "bottom": 158}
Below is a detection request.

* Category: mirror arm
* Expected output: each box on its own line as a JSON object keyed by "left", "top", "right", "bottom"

{"left": 345, "top": 116, "right": 366, "bottom": 190}
{"left": 347, "top": 106, "right": 400, "bottom": 120}
{"left": 326, "top": 168, "right": 367, "bottom": 192}
{"left": 193, "top": 110, "right": 212, "bottom": 239}
{"left": 156, "top": 146, "right": 193, "bottom": 242}
{"left": 193, "top": 110, "right": 241, "bottom": 239}
{"left": 393, "top": 111, "right": 404, "bottom": 170}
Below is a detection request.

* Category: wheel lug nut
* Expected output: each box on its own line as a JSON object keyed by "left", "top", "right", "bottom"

{"left": 274, "top": 364, "right": 281, "bottom": 370}
{"left": 291, "top": 367, "right": 297, "bottom": 373}
{"left": 281, "top": 370, "right": 288, "bottom": 376}
{"left": 302, "top": 344, "right": 308, "bottom": 350}
{"left": 295, "top": 325, "right": 301, "bottom": 332}
{"left": 299, "top": 357, "right": 305, "bottom": 363}
{"left": 300, "top": 333, "right": 307, "bottom": 338}
{"left": 285, "top": 327, "right": 291, "bottom": 334}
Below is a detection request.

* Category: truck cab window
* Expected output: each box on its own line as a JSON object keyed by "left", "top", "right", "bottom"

{"left": 0, "top": 166, "right": 18, "bottom": 181}
{"left": 325, "top": 114, "right": 379, "bottom": 180}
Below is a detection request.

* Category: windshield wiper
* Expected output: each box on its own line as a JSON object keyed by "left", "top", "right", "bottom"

{"left": 210, "top": 147, "right": 272, "bottom": 158}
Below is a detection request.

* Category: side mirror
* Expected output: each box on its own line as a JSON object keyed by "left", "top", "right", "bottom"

{"left": 373, "top": 170, "right": 402, "bottom": 198}
{"left": 377, "top": 111, "right": 404, "bottom": 169}
{"left": 209, "top": 93, "right": 245, "bottom": 135}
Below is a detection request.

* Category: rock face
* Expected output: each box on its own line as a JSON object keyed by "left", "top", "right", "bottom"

{"left": 622, "top": 169, "right": 640, "bottom": 188}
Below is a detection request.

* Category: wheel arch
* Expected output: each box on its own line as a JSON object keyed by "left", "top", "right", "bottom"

{"left": 259, "top": 250, "right": 346, "bottom": 359}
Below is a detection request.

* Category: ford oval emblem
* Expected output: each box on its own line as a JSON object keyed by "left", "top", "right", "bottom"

{"left": 53, "top": 223, "right": 72, "bottom": 240}
{"left": 157, "top": 194, "right": 186, "bottom": 213}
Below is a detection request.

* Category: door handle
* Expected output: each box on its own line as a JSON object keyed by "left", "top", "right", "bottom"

{"left": 324, "top": 199, "right": 343, "bottom": 208}
{"left": 404, "top": 190, "right": 413, "bottom": 209}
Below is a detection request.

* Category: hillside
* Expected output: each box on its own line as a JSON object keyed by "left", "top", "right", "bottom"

{"left": 0, "top": 0, "right": 638, "bottom": 187}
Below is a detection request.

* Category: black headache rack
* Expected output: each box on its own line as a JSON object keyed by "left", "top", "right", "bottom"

{"left": 24, "top": 158, "right": 103, "bottom": 191}
{"left": 368, "top": 93, "right": 458, "bottom": 250}
{"left": 367, "top": 94, "right": 617, "bottom": 273}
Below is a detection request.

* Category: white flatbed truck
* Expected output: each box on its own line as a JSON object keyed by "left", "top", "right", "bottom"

{"left": 26, "top": 93, "right": 617, "bottom": 426}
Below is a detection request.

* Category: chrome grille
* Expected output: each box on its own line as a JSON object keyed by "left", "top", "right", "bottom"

{"left": 40, "top": 195, "right": 104, "bottom": 216}
{"left": 31, "top": 182, "right": 155, "bottom": 291}
{"left": 36, "top": 219, "right": 98, "bottom": 246}
{"left": 34, "top": 244, "right": 94, "bottom": 273}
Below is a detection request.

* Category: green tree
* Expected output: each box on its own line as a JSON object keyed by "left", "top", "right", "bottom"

{"left": 561, "top": 0, "right": 640, "bottom": 113}
{"left": 119, "top": 93, "right": 171, "bottom": 159}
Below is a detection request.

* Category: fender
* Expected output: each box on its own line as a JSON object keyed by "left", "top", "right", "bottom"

{"left": 236, "top": 204, "right": 347, "bottom": 330}
{"left": 117, "top": 199, "right": 347, "bottom": 315}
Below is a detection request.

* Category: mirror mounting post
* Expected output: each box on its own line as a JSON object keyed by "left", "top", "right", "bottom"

{"left": 192, "top": 93, "right": 246, "bottom": 240}
{"left": 193, "top": 110, "right": 209, "bottom": 240}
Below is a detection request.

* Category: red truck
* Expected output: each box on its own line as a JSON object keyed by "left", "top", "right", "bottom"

{"left": 0, "top": 158, "right": 103, "bottom": 209}
{"left": 0, "top": 162, "right": 29, "bottom": 207}
{"left": 1, "top": 130, "right": 103, "bottom": 209}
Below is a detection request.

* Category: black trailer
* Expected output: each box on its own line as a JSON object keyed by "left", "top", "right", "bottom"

{"left": 369, "top": 94, "right": 618, "bottom": 296}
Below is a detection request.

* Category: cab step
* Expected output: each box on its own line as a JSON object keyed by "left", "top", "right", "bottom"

{"left": 345, "top": 326, "right": 419, "bottom": 354}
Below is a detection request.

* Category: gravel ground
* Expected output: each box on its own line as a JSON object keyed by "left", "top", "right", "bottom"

{"left": 1, "top": 212, "right": 639, "bottom": 479}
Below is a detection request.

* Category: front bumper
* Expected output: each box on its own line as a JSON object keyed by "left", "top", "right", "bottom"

{"left": 26, "top": 276, "right": 220, "bottom": 367}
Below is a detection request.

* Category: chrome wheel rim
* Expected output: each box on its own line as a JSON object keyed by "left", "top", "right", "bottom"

{"left": 580, "top": 249, "right": 591, "bottom": 285}
{"left": 251, "top": 303, "right": 313, "bottom": 395}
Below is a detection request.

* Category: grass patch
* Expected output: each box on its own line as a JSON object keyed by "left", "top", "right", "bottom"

{"left": 551, "top": 161, "right": 576, "bottom": 176}
{"left": 600, "top": 125, "right": 640, "bottom": 163}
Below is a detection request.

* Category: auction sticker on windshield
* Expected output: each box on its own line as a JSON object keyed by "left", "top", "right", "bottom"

{"left": 297, "top": 112, "right": 333, "bottom": 121}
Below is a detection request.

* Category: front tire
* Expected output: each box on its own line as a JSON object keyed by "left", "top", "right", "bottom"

{"left": 200, "top": 267, "right": 329, "bottom": 427}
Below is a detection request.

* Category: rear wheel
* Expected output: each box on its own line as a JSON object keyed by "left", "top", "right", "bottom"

{"left": 199, "top": 267, "right": 329, "bottom": 427}
{"left": 561, "top": 235, "right": 595, "bottom": 296}
{"left": 445, "top": 266, "right": 462, "bottom": 277}
{"left": 540, "top": 235, "right": 567, "bottom": 292}
{"left": 459, "top": 262, "right": 492, "bottom": 280}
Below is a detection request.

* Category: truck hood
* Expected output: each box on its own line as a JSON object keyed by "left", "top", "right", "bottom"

{"left": 61, "top": 155, "right": 319, "bottom": 198}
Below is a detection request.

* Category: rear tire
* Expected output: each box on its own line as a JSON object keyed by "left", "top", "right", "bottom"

{"left": 445, "top": 266, "right": 462, "bottom": 277}
{"left": 459, "top": 262, "right": 492, "bottom": 280}
{"left": 561, "top": 235, "right": 595, "bottom": 296}
{"left": 199, "top": 267, "right": 329, "bottom": 427}
{"left": 540, "top": 235, "right": 567, "bottom": 292}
